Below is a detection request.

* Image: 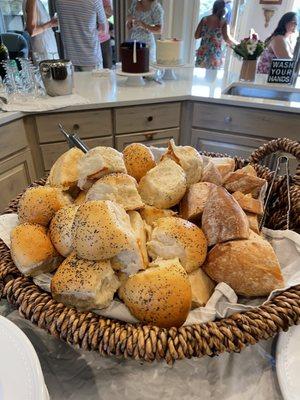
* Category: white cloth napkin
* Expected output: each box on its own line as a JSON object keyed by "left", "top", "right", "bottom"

{"left": 1, "top": 213, "right": 299, "bottom": 326}
{"left": 1, "top": 93, "right": 90, "bottom": 113}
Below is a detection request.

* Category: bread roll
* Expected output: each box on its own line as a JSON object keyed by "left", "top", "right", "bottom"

{"left": 49, "top": 205, "right": 78, "bottom": 257}
{"left": 72, "top": 200, "right": 134, "bottom": 261}
{"left": 246, "top": 212, "right": 260, "bottom": 234}
{"left": 123, "top": 143, "right": 156, "bottom": 182}
{"left": 48, "top": 148, "right": 84, "bottom": 190}
{"left": 128, "top": 211, "right": 149, "bottom": 267}
{"left": 10, "top": 223, "right": 62, "bottom": 277}
{"left": 232, "top": 191, "right": 264, "bottom": 215}
{"left": 203, "top": 157, "right": 235, "bottom": 179}
{"left": 180, "top": 182, "right": 215, "bottom": 222}
{"left": 161, "top": 139, "right": 203, "bottom": 186}
{"left": 51, "top": 252, "right": 120, "bottom": 310}
{"left": 139, "top": 205, "right": 177, "bottom": 226}
{"left": 74, "top": 190, "right": 87, "bottom": 205}
{"left": 202, "top": 161, "right": 223, "bottom": 185}
{"left": 203, "top": 232, "right": 284, "bottom": 297}
{"left": 188, "top": 268, "right": 215, "bottom": 309}
{"left": 121, "top": 258, "right": 192, "bottom": 328}
{"left": 86, "top": 173, "right": 144, "bottom": 211}
{"left": 224, "top": 166, "right": 266, "bottom": 197}
{"left": 147, "top": 217, "right": 207, "bottom": 273}
{"left": 138, "top": 158, "right": 187, "bottom": 209}
{"left": 77, "top": 147, "right": 127, "bottom": 189}
{"left": 202, "top": 186, "right": 250, "bottom": 246}
{"left": 18, "top": 186, "right": 72, "bottom": 226}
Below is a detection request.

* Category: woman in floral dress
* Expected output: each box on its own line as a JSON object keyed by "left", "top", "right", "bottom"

{"left": 127, "top": 0, "right": 164, "bottom": 63}
{"left": 195, "top": 0, "right": 235, "bottom": 69}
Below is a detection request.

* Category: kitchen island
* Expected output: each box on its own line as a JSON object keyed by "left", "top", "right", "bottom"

{"left": 0, "top": 67, "right": 299, "bottom": 212}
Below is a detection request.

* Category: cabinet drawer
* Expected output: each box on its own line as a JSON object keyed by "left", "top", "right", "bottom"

{"left": 115, "top": 103, "right": 181, "bottom": 134}
{"left": 41, "top": 136, "right": 114, "bottom": 171}
{"left": 191, "top": 129, "right": 272, "bottom": 160}
{"left": 0, "top": 120, "right": 28, "bottom": 160}
{"left": 115, "top": 128, "right": 180, "bottom": 151}
{"left": 36, "top": 109, "right": 113, "bottom": 143}
{"left": 193, "top": 103, "right": 300, "bottom": 140}
{"left": 0, "top": 149, "right": 36, "bottom": 212}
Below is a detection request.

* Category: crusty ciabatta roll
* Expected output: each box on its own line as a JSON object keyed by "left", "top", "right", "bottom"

{"left": 138, "top": 158, "right": 187, "bottom": 209}
{"left": 147, "top": 217, "right": 207, "bottom": 273}
{"left": 139, "top": 205, "right": 177, "bottom": 226}
{"left": 246, "top": 213, "right": 260, "bottom": 234}
{"left": 202, "top": 186, "right": 250, "bottom": 247}
{"left": 72, "top": 200, "right": 134, "bottom": 261}
{"left": 51, "top": 252, "right": 120, "bottom": 310}
{"left": 223, "top": 165, "right": 266, "bottom": 197}
{"left": 49, "top": 205, "right": 79, "bottom": 257}
{"left": 180, "top": 182, "right": 215, "bottom": 222}
{"left": 203, "top": 231, "right": 284, "bottom": 297}
{"left": 203, "top": 156, "right": 235, "bottom": 180}
{"left": 86, "top": 173, "right": 144, "bottom": 211}
{"left": 77, "top": 146, "right": 127, "bottom": 189}
{"left": 120, "top": 258, "right": 192, "bottom": 328}
{"left": 161, "top": 139, "right": 203, "bottom": 186}
{"left": 201, "top": 161, "right": 223, "bottom": 185}
{"left": 48, "top": 148, "right": 84, "bottom": 190}
{"left": 10, "top": 223, "right": 62, "bottom": 277}
{"left": 123, "top": 143, "right": 156, "bottom": 182}
{"left": 18, "top": 186, "right": 72, "bottom": 226}
{"left": 232, "top": 191, "right": 264, "bottom": 215}
{"left": 188, "top": 268, "right": 215, "bottom": 309}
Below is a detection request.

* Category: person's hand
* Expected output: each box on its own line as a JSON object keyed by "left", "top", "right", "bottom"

{"left": 49, "top": 16, "right": 58, "bottom": 28}
{"left": 133, "top": 20, "right": 146, "bottom": 29}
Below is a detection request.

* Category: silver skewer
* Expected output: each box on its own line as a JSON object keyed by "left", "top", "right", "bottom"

{"left": 260, "top": 155, "right": 291, "bottom": 231}
{"left": 58, "top": 123, "right": 89, "bottom": 153}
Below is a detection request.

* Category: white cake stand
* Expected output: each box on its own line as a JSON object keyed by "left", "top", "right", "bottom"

{"left": 116, "top": 67, "right": 156, "bottom": 86}
{"left": 151, "top": 63, "right": 189, "bottom": 81}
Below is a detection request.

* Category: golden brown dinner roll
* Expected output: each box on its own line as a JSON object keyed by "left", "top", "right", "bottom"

{"left": 147, "top": 217, "right": 207, "bottom": 273}
{"left": 10, "top": 223, "right": 62, "bottom": 277}
{"left": 202, "top": 161, "right": 223, "bottom": 185}
{"left": 72, "top": 200, "right": 134, "bottom": 261}
{"left": 202, "top": 186, "right": 250, "bottom": 246}
{"left": 48, "top": 148, "right": 84, "bottom": 190}
{"left": 139, "top": 205, "right": 177, "bottom": 226}
{"left": 138, "top": 158, "right": 187, "bottom": 209}
{"left": 86, "top": 173, "right": 144, "bottom": 211}
{"left": 18, "top": 186, "right": 72, "bottom": 226}
{"left": 51, "top": 252, "right": 120, "bottom": 310}
{"left": 74, "top": 190, "right": 87, "bottom": 205}
{"left": 123, "top": 143, "right": 156, "bottom": 182}
{"left": 188, "top": 268, "right": 215, "bottom": 309}
{"left": 246, "top": 212, "right": 260, "bottom": 234}
{"left": 224, "top": 166, "right": 266, "bottom": 197}
{"left": 128, "top": 211, "right": 149, "bottom": 267}
{"left": 49, "top": 205, "right": 79, "bottom": 257}
{"left": 232, "top": 191, "right": 264, "bottom": 215}
{"left": 77, "top": 146, "right": 127, "bottom": 189}
{"left": 203, "top": 156, "right": 235, "bottom": 180}
{"left": 161, "top": 139, "right": 203, "bottom": 186}
{"left": 121, "top": 258, "right": 192, "bottom": 328}
{"left": 203, "top": 232, "right": 284, "bottom": 297}
{"left": 180, "top": 182, "right": 215, "bottom": 222}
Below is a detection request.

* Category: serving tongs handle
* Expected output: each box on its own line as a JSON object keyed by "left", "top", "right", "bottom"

{"left": 260, "top": 156, "right": 291, "bottom": 231}
{"left": 58, "top": 123, "right": 89, "bottom": 153}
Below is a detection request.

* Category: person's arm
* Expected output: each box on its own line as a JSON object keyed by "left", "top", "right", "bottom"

{"left": 25, "top": 0, "right": 57, "bottom": 37}
{"left": 194, "top": 18, "right": 204, "bottom": 39}
{"left": 271, "top": 36, "right": 292, "bottom": 58}
{"left": 103, "top": 0, "right": 113, "bottom": 19}
{"left": 134, "top": 3, "right": 163, "bottom": 34}
{"left": 221, "top": 21, "right": 238, "bottom": 46}
{"left": 133, "top": 20, "right": 162, "bottom": 33}
{"left": 95, "top": 0, "right": 106, "bottom": 32}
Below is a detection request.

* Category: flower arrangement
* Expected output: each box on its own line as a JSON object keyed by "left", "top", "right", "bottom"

{"left": 232, "top": 30, "right": 265, "bottom": 60}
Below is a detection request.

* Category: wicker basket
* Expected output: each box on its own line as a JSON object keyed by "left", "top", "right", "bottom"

{"left": 0, "top": 138, "right": 299, "bottom": 364}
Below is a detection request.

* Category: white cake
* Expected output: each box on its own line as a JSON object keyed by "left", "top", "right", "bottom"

{"left": 156, "top": 39, "right": 184, "bottom": 66}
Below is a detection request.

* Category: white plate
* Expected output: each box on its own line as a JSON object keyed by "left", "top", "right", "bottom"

{"left": 116, "top": 67, "right": 156, "bottom": 77}
{"left": 151, "top": 62, "right": 192, "bottom": 69}
{"left": 0, "top": 316, "right": 49, "bottom": 400}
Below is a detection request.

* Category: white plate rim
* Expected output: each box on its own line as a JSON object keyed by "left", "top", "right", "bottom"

{"left": 116, "top": 67, "right": 156, "bottom": 77}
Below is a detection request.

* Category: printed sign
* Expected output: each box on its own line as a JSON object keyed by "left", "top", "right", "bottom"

{"left": 267, "top": 59, "right": 295, "bottom": 84}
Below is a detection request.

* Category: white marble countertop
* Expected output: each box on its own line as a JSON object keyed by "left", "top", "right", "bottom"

{"left": 0, "top": 67, "right": 300, "bottom": 127}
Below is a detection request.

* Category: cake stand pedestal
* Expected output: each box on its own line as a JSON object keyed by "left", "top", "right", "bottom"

{"left": 152, "top": 63, "right": 187, "bottom": 81}
{"left": 116, "top": 68, "right": 156, "bottom": 87}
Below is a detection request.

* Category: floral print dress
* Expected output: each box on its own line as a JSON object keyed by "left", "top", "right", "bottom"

{"left": 196, "top": 17, "right": 224, "bottom": 69}
{"left": 127, "top": 0, "right": 164, "bottom": 62}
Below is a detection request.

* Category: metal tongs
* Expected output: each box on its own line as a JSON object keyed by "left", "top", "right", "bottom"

{"left": 260, "top": 155, "right": 291, "bottom": 231}
{"left": 58, "top": 123, "right": 89, "bottom": 153}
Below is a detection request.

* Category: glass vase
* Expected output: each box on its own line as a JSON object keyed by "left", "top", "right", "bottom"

{"left": 239, "top": 59, "right": 257, "bottom": 82}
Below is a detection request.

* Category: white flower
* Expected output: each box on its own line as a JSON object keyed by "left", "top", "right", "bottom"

{"left": 247, "top": 42, "right": 257, "bottom": 55}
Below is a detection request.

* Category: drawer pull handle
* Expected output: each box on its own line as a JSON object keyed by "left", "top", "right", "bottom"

{"left": 73, "top": 124, "right": 80, "bottom": 131}
{"left": 145, "top": 133, "right": 154, "bottom": 140}
{"left": 147, "top": 116, "right": 153, "bottom": 122}
{"left": 224, "top": 116, "right": 232, "bottom": 124}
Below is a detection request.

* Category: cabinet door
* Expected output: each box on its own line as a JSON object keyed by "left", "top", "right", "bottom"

{"left": 191, "top": 129, "right": 272, "bottom": 160}
{"left": 0, "top": 150, "right": 36, "bottom": 212}
{"left": 115, "top": 128, "right": 180, "bottom": 151}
